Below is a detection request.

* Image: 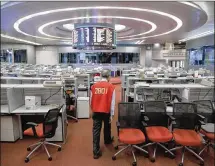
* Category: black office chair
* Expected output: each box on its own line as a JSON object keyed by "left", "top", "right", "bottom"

{"left": 112, "top": 102, "right": 149, "bottom": 166}
{"left": 140, "top": 100, "right": 175, "bottom": 162}
{"left": 166, "top": 103, "right": 204, "bottom": 166}
{"left": 193, "top": 100, "right": 215, "bottom": 156}
{"left": 23, "top": 105, "right": 63, "bottom": 162}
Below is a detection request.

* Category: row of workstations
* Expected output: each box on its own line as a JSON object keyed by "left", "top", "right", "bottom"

{"left": 121, "top": 74, "right": 214, "bottom": 106}
{"left": 1, "top": 84, "right": 67, "bottom": 143}
{"left": 1, "top": 73, "right": 91, "bottom": 97}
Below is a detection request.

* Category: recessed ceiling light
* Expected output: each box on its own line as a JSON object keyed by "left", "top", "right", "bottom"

{"left": 14, "top": 6, "right": 182, "bottom": 41}
{"left": 115, "top": 24, "right": 126, "bottom": 32}
{"left": 1, "top": 34, "right": 42, "bottom": 45}
{"left": 63, "top": 24, "right": 74, "bottom": 31}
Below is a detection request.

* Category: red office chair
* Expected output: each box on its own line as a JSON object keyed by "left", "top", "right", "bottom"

{"left": 193, "top": 100, "right": 215, "bottom": 156}
{"left": 23, "top": 106, "right": 62, "bottom": 162}
{"left": 112, "top": 102, "right": 149, "bottom": 166}
{"left": 141, "top": 101, "right": 175, "bottom": 162}
{"left": 166, "top": 103, "right": 204, "bottom": 166}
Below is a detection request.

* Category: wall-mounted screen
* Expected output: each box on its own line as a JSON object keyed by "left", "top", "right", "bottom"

{"left": 14, "top": 49, "right": 27, "bottom": 63}
{"left": 0, "top": 49, "right": 13, "bottom": 63}
{"left": 188, "top": 48, "right": 204, "bottom": 65}
{"left": 204, "top": 46, "right": 214, "bottom": 66}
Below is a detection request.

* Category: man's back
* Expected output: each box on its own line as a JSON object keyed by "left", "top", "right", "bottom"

{"left": 91, "top": 81, "right": 115, "bottom": 113}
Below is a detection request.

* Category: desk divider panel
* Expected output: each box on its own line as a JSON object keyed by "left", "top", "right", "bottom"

{"left": 8, "top": 88, "right": 25, "bottom": 113}
{"left": 1, "top": 89, "right": 8, "bottom": 105}
{"left": 189, "top": 88, "right": 214, "bottom": 101}
{"left": 23, "top": 88, "right": 63, "bottom": 105}
{"left": 6, "top": 79, "right": 21, "bottom": 84}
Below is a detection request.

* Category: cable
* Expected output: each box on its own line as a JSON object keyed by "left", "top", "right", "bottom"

{"left": 202, "top": 89, "right": 212, "bottom": 100}
{"left": 44, "top": 88, "right": 61, "bottom": 105}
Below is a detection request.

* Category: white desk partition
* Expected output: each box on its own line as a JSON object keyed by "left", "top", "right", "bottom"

{"left": 9, "top": 84, "right": 66, "bottom": 142}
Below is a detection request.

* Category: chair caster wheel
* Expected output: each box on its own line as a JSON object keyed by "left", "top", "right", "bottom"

{"left": 25, "top": 158, "right": 29, "bottom": 163}
{"left": 112, "top": 156, "right": 116, "bottom": 160}
{"left": 27, "top": 147, "right": 31, "bottom": 151}
{"left": 48, "top": 157, "right": 52, "bottom": 161}
{"left": 58, "top": 147, "right": 61, "bottom": 151}
{"left": 132, "top": 162, "right": 137, "bottom": 166}
{"left": 179, "top": 163, "right": 183, "bottom": 166}
{"left": 200, "top": 161, "right": 204, "bottom": 166}
{"left": 150, "top": 157, "right": 155, "bottom": 162}
{"left": 114, "top": 146, "right": 118, "bottom": 150}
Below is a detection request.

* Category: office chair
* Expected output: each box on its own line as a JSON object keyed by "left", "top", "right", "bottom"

{"left": 112, "top": 102, "right": 149, "bottom": 166}
{"left": 166, "top": 103, "right": 204, "bottom": 166}
{"left": 23, "top": 106, "right": 63, "bottom": 162}
{"left": 192, "top": 100, "right": 215, "bottom": 156}
{"left": 140, "top": 101, "right": 175, "bottom": 162}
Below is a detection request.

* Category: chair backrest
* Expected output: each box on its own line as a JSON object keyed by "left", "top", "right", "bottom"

{"left": 118, "top": 102, "right": 141, "bottom": 129}
{"left": 173, "top": 103, "right": 198, "bottom": 130}
{"left": 43, "top": 106, "right": 61, "bottom": 138}
{"left": 143, "top": 100, "right": 168, "bottom": 127}
{"left": 192, "top": 100, "right": 215, "bottom": 123}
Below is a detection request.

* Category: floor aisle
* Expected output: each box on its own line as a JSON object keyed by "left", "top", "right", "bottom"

{"left": 1, "top": 84, "right": 214, "bottom": 166}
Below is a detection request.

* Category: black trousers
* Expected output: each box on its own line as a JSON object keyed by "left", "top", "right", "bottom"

{"left": 92, "top": 112, "right": 111, "bottom": 155}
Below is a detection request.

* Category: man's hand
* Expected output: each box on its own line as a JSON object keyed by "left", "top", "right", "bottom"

{"left": 109, "top": 115, "right": 114, "bottom": 123}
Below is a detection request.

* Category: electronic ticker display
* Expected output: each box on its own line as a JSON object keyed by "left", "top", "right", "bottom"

{"left": 72, "top": 27, "right": 116, "bottom": 50}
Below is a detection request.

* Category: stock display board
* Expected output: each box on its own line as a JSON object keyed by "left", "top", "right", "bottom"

{"left": 72, "top": 26, "right": 117, "bottom": 50}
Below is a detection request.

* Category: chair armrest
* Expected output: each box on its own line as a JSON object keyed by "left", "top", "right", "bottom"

{"left": 26, "top": 122, "right": 38, "bottom": 127}
{"left": 143, "top": 115, "right": 149, "bottom": 121}
{"left": 141, "top": 121, "right": 148, "bottom": 127}
{"left": 199, "top": 120, "right": 206, "bottom": 125}
{"left": 26, "top": 122, "right": 38, "bottom": 137}
{"left": 197, "top": 114, "right": 206, "bottom": 121}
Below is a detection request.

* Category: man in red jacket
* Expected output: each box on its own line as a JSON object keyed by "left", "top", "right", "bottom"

{"left": 91, "top": 69, "right": 115, "bottom": 159}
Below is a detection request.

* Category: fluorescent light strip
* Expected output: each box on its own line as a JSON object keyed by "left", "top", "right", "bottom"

{"left": 14, "top": 6, "right": 182, "bottom": 41}
{"left": 38, "top": 16, "right": 157, "bottom": 40}
{"left": 179, "top": 30, "right": 214, "bottom": 42}
{"left": 1, "top": 34, "right": 42, "bottom": 45}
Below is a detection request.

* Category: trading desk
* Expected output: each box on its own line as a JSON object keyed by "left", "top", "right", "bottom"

{"left": 0, "top": 84, "right": 67, "bottom": 143}
{"left": 12, "top": 105, "right": 67, "bottom": 143}
{"left": 133, "top": 83, "right": 214, "bottom": 102}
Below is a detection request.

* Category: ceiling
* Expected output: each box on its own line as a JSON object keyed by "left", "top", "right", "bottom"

{"left": 1, "top": 1, "right": 214, "bottom": 46}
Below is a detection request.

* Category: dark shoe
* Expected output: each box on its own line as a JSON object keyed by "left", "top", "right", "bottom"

{"left": 93, "top": 151, "right": 102, "bottom": 159}
{"left": 105, "top": 136, "right": 114, "bottom": 145}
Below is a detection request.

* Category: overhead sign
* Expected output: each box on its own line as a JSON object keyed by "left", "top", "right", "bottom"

{"left": 72, "top": 24, "right": 117, "bottom": 50}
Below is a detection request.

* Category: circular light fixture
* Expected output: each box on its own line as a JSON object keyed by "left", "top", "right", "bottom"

{"left": 115, "top": 24, "right": 126, "bottom": 32}
{"left": 38, "top": 16, "right": 157, "bottom": 40}
{"left": 14, "top": 6, "right": 183, "bottom": 41}
{"left": 63, "top": 24, "right": 74, "bottom": 31}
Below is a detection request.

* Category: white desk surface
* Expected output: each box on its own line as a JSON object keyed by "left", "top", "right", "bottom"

{"left": 135, "top": 84, "right": 212, "bottom": 89}
{"left": 13, "top": 84, "right": 61, "bottom": 89}
{"left": 183, "top": 84, "right": 210, "bottom": 88}
{"left": 1, "top": 105, "right": 9, "bottom": 114}
{"left": 1, "top": 77, "right": 61, "bottom": 81}
{"left": 12, "top": 105, "right": 63, "bottom": 114}
{"left": 0, "top": 84, "right": 17, "bottom": 88}
{"left": 149, "top": 84, "right": 185, "bottom": 88}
